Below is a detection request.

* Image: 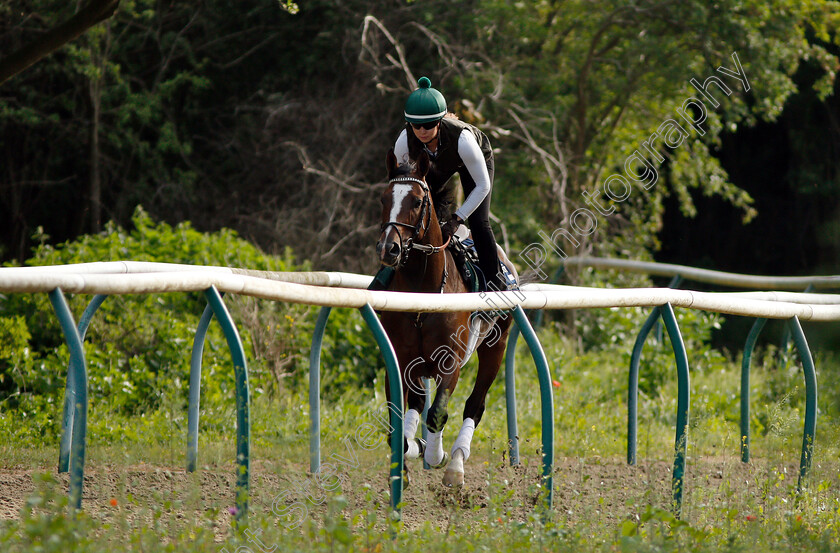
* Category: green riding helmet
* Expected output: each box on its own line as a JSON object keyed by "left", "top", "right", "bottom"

{"left": 404, "top": 77, "right": 447, "bottom": 124}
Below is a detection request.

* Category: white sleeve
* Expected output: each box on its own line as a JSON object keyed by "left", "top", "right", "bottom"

{"left": 394, "top": 129, "right": 410, "bottom": 165}
{"left": 454, "top": 130, "right": 492, "bottom": 220}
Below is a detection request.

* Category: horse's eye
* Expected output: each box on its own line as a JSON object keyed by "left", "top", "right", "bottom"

{"left": 380, "top": 195, "right": 386, "bottom": 205}
{"left": 413, "top": 198, "right": 422, "bottom": 208}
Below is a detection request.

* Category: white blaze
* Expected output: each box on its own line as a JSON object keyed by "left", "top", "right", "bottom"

{"left": 389, "top": 184, "right": 414, "bottom": 224}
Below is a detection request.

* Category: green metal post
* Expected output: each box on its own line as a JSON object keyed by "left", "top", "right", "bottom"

{"left": 659, "top": 303, "right": 690, "bottom": 519}
{"left": 787, "top": 317, "right": 818, "bottom": 491}
{"left": 58, "top": 293, "right": 106, "bottom": 474}
{"left": 778, "top": 285, "right": 815, "bottom": 371}
{"left": 653, "top": 276, "right": 683, "bottom": 344}
{"left": 740, "top": 317, "right": 767, "bottom": 463}
{"left": 504, "top": 323, "right": 521, "bottom": 466}
{"left": 359, "top": 304, "right": 404, "bottom": 515}
{"left": 422, "top": 377, "right": 431, "bottom": 470}
{"left": 187, "top": 301, "right": 215, "bottom": 472}
{"left": 627, "top": 305, "right": 662, "bottom": 465}
{"left": 512, "top": 306, "right": 554, "bottom": 509}
{"left": 49, "top": 288, "right": 87, "bottom": 511}
{"left": 203, "top": 286, "right": 250, "bottom": 523}
{"left": 531, "top": 265, "right": 567, "bottom": 329}
{"left": 309, "top": 306, "right": 331, "bottom": 474}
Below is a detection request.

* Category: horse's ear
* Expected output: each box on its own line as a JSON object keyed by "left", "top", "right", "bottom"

{"left": 386, "top": 149, "right": 398, "bottom": 178}
{"left": 416, "top": 150, "right": 430, "bottom": 178}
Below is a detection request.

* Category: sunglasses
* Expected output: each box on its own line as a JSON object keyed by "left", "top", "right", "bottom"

{"left": 410, "top": 120, "right": 440, "bottom": 130}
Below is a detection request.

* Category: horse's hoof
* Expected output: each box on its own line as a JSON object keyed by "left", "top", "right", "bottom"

{"left": 428, "top": 451, "right": 449, "bottom": 470}
{"left": 442, "top": 468, "right": 464, "bottom": 488}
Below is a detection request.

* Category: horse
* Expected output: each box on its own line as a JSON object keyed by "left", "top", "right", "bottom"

{"left": 375, "top": 149, "right": 516, "bottom": 487}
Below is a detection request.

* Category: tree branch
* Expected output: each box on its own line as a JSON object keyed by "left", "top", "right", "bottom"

{"left": 0, "top": 0, "right": 120, "bottom": 85}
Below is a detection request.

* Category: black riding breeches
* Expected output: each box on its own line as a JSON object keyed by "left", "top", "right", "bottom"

{"left": 427, "top": 157, "right": 503, "bottom": 289}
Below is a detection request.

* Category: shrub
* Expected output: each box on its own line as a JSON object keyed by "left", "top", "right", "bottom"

{"left": 0, "top": 207, "right": 380, "bottom": 442}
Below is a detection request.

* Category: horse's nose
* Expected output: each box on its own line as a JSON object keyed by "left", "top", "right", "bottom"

{"left": 378, "top": 240, "right": 401, "bottom": 266}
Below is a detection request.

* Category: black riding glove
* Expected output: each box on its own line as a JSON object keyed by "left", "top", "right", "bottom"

{"left": 440, "top": 216, "right": 463, "bottom": 243}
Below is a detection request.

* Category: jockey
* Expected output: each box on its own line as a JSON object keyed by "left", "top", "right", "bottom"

{"left": 392, "top": 77, "right": 504, "bottom": 291}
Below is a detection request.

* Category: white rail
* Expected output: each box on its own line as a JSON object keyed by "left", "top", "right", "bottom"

{"left": 3, "top": 265, "right": 840, "bottom": 321}
{"left": 562, "top": 257, "right": 840, "bottom": 290}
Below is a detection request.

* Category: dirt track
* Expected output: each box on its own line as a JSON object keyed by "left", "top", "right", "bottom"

{"left": 0, "top": 455, "right": 809, "bottom": 533}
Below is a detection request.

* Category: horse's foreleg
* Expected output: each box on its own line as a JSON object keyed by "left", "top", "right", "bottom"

{"left": 443, "top": 324, "right": 510, "bottom": 488}
{"left": 404, "top": 380, "right": 426, "bottom": 459}
{"left": 442, "top": 418, "right": 474, "bottom": 487}
{"left": 424, "top": 383, "right": 454, "bottom": 468}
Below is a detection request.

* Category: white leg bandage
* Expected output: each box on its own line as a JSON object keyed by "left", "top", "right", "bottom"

{"left": 403, "top": 409, "right": 420, "bottom": 440}
{"left": 403, "top": 409, "right": 422, "bottom": 458}
{"left": 425, "top": 430, "right": 445, "bottom": 466}
{"left": 450, "top": 418, "right": 476, "bottom": 461}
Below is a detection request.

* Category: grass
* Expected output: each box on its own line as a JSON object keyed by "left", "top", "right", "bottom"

{"left": 2, "top": 311, "right": 840, "bottom": 552}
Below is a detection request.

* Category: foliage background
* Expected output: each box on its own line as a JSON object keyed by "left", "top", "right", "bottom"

{"left": 1, "top": 0, "right": 839, "bottom": 278}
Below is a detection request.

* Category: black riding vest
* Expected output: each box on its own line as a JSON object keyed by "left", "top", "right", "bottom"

{"left": 405, "top": 117, "right": 493, "bottom": 221}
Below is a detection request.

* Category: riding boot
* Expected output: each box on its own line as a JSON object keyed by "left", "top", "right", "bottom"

{"left": 475, "top": 245, "right": 504, "bottom": 292}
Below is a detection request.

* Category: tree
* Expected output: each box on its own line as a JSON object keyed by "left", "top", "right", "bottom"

{"left": 0, "top": 0, "right": 120, "bottom": 85}
{"left": 360, "top": 0, "right": 839, "bottom": 263}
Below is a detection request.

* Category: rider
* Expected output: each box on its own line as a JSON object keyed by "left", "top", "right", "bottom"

{"left": 392, "top": 76, "right": 504, "bottom": 291}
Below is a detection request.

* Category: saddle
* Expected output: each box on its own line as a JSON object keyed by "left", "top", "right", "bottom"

{"left": 367, "top": 225, "right": 517, "bottom": 294}
{"left": 448, "top": 225, "right": 518, "bottom": 293}
{"left": 448, "top": 228, "right": 482, "bottom": 293}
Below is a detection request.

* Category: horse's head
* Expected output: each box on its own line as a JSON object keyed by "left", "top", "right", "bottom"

{"left": 376, "top": 150, "right": 434, "bottom": 267}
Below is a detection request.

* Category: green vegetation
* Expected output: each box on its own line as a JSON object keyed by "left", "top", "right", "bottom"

{"left": 0, "top": 210, "right": 379, "bottom": 444}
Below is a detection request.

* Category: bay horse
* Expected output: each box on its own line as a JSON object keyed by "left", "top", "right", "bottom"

{"left": 376, "top": 149, "right": 516, "bottom": 487}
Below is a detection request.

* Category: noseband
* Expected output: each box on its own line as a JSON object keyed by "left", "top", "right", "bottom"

{"left": 381, "top": 176, "right": 449, "bottom": 267}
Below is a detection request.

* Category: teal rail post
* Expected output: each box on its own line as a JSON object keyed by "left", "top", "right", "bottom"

{"left": 530, "top": 265, "right": 566, "bottom": 329}
{"left": 512, "top": 306, "right": 554, "bottom": 510}
{"left": 627, "top": 275, "right": 682, "bottom": 465}
{"left": 58, "top": 293, "right": 107, "bottom": 474}
{"left": 654, "top": 276, "right": 682, "bottom": 343}
{"left": 504, "top": 322, "right": 521, "bottom": 466}
{"left": 422, "top": 377, "right": 431, "bottom": 470}
{"left": 203, "top": 286, "right": 250, "bottom": 523}
{"left": 777, "top": 285, "right": 814, "bottom": 371}
{"left": 186, "top": 301, "right": 216, "bottom": 472}
{"left": 627, "top": 306, "right": 662, "bottom": 465}
{"left": 359, "top": 304, "right": 404, "bottom": 515}
{"left": 659, "top": 303, "right": 690, "bottom": 519}
{"left": 787, "top": 316, "right": 818, "bottom": 491}
{"left": 309, "top": 306, "right": 332, "bottom": 474}
{"left": 49, "top": 288, "right": 88, "bottom": 511}
{"left": 740, "top": 317, "right": 767, "bottom": 463}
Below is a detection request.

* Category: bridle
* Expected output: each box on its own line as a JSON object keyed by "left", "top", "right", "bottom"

{"left": 380, "top": 176, "right": 450, "bottom": 268}
{"left": 379, "top": 173, "right": 452, "bottom": 317}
